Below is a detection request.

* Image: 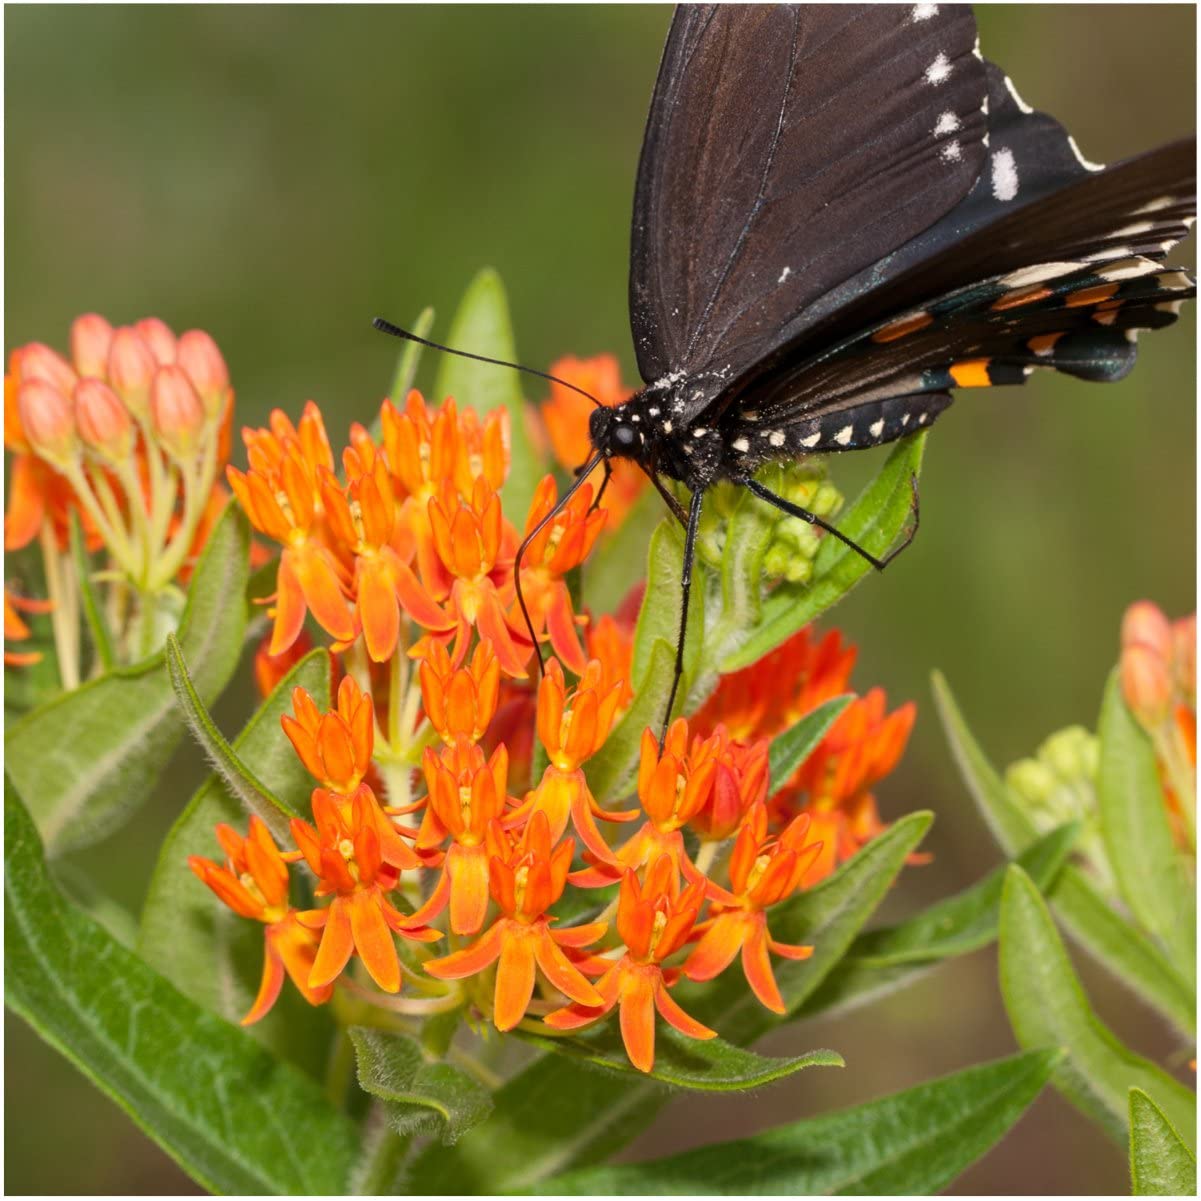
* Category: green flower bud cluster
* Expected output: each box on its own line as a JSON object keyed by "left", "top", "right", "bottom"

{"left": 696, "top": 461, "right": 845, "bottom": 585}
{"left": 1005, "top": 725, "right": 1117, "bottom": 895}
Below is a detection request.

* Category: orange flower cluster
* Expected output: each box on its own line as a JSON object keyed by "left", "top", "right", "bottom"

{"left": 192, "top": 382, "right": 915, "bottom": 1073}
{"left": 4, "top": 315, "right": 234, "bottom": 685}
{"left": 1120, "top": 600, "right": 1196, "bottom": 851}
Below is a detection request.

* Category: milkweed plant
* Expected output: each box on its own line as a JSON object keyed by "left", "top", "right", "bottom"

{"left": 4, "top": 271, "right": 1195, "bottom": 1195}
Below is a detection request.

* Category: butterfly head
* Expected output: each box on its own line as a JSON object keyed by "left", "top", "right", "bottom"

{"left": 588, "top": 403, "right": 644, "bottom": 461}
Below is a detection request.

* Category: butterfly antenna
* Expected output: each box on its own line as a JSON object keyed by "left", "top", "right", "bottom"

{"left": 372, "top": 317, "right": 605, "bottom": 408}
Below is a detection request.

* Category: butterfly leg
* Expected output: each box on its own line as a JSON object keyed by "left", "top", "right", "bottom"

{"left": 648, "top": 472, "right": 690, "bottom": 530}
{"left": 586, "top": 460, "right": 613, "bottom": 514}
{"left": 660, "top": 486, "right": 705, "bottom": 745}
{"left": 740, "top": 473, "right": 920, "bottom": 571}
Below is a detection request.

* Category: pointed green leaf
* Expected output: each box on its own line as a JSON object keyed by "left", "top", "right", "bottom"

{"left": 5, "top": 783, "right": 357, "bottom": 1194}
{"left": 350, "top": 1027, "right": 493, "bottom": 1145}
{"left": 389, "top": 304, "right": 435, "bottom": 402}
{"left": 768, "top": 694, "right": 854, "bottom": 790}
{"left": 934, "top": 671, "right": 1195, "bottom": 1036}
{"left": 69, "top": 512, "right": 115, "bottom": 672}
{"left": 165, "top": 632, "right": 300, "bottom": 837}
{"left": 537, "top": 1049, "right": 1061, "bottom": 1195}
{"left": 6, "top": 501, "right": 250, "bottom": 855}
{"left": 433, "top": 267, "right": 543, "bottom": 520}
{"left": 999, "top": 865, "right": 1196, "bottom": 1151}
{"left": 1130, "top": 1088, "right": 1197, "bottom": 1195}
{"left": 1097, "top": 669, "right": 1195, "bottom": 980}
{"left": 585, "top": 637, "right": 675, "bottom": 805}
{"left": 517, "top": 1025, "right": 841, "bottom": 1091}
{"left": 722, "top": 433, "right": 925, "bottom": 672}
{"left": 689, "top": 811, "right": 934, "bottom": 1043}
{"left": 138, "top": 650, "right": 331, "bottom": 1072}
{"left": 798, "top": 822, "right": 1077, "bottom": 1018}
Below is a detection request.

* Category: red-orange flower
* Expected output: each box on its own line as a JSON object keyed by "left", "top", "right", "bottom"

{"left": 688, "top": 727, "right": 771, "bottom": 843}
{"left": 424, "top": 812, "right": 605, "bottom": 1029}
{"left": 189, "top": 817, "right": 332, "bottom": 1024}
{"left": 517, "top": 474, "right": 606, "bottom": 673}
{"left": 283, "top": 675, "right": 375, "bottom": 795}
{"left": 685, "top": 804, "right": 821, "bottom": 1013}
{"left": 291, "top": 789, "right": 436, "bottom": 993}
{"left": 4, "top": 587, "right": 52, "bottom": 666}
{"left": 418, "top": 638, "right": 501, "bottom": 747}
{"left": 545, "top": 855, "right": 715, "bottom": 1073}
{"left": 412, "top": 742, "right": 512, "bottom": 935}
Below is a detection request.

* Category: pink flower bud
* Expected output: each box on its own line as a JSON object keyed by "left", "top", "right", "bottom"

{"left": 18, "top": 378, "right": 78, "bottom": 465}
{"left": 70, "top": 314, "right": 114, "bottom": 378}
{"left": 177, "top": 330, "right": 230, "bottom": 420}
{"left": 108, "top": 327, "right": 158, "bottom": 420}
{"left": 1173, "top": 615, "right": 1196, "bottom": 700}
{"left": 1121, "top": 600, "right": 1173, "bottom": 661}
{"left": 1120, "top": 643, "right": 1172, "bottom": 729}
{"left": 150, "top": 365, "right": 205, "bottom": 459}
{"left": 18, "top": 342, "right": 78, "bottom": 395}
{"left": 75, "top": 379, "right": 134, "bottom": 461}
{"left": 134, "top": 317, "right": 177, "bottom": 365}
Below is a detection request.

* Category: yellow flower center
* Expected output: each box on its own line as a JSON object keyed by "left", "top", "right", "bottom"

{"left": 744, "top": 852, "right": 771, "bottom": 895}
{"left": 647, "top": 908, "right": 668, "bottom": 957}
{"left": 514, "top": 863, "right": 530, "bottom": 913}
{"left": 459, "top": 784, "right": 473, "bottom": 823}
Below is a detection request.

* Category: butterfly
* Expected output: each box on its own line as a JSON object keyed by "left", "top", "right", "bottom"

{"left": 380, "top": 3, "right": 1196, "bottom": 730}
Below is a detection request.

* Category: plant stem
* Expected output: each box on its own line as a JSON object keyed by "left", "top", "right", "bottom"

{"left": 39, "top": 524, "right": 80, "bottom": 690}
{"left": 324, "top": 1027, "right": 356, "bottom": 1108}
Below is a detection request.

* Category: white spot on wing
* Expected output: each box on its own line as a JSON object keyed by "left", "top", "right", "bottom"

{"left": 801, "top": 432, "right": 821, "bottom": 449}
{"left": 1003, "top": 75, "right": 1033, "bottom": 114}
{"left": 1067, "top": 135, "right": 1104, "bottom": 172}
{"left": 998, "top": 261, "right": 1083, "bottom": 287}
{"left": 1111, "top": 220, "right": 1154, "bottom": 238}
{"left": 1134, "top": 195, "right": 1176, "bottom": 214}
{"left": 925, "top": 52, "right": 952, "bottom": 86}
{"left": 911, "top": 3, "right": 938, "bottom": 20}
{"left": 834, "top": 426, "right": 853, "bottom": 446}
{"left": 940, "top": 139, "right": 962, "bottom": 163}
{"left": 991, "top": 148, "right": 1019, "bottom": 201}
{"left": 869, "top": 419, "right": 885, "bottom": 438}
{"left": 778, "top": 266, "right": 792, "bottom": 284}
{"left": 732, "top": 437, "right": 749, "bottom": 453}
{"left": 692, "top": 427, "right": 708, "bottom": 438}
{"left": 1098, "top": 257, "right": 1158, "bottom": 282}
{"left": 934, "top": 111, "right": 961, "bottom": 136}
{"left": 768, "top": 431, "right": 786, "bottom": 448}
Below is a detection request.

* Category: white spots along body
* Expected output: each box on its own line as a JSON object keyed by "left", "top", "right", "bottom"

{"left": 991, "top": 148, "right": 1019, "bottom": 201}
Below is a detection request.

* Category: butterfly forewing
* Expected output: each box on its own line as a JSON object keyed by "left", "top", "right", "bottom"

{"left": 629, "top": 3, "right": 988, "bottom": 404}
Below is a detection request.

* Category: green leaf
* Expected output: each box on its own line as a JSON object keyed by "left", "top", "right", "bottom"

{"left": 722, "top": 433, "right": 925, "bottom": 672}
{"left": 5, "top": 782, "right": 357, "bottom": 1194}
{"left": 165, "top": 632, "right": 301, "bottom": 837}
{"left": 690, "top": 811, "right": 934, "bottom": 1043}
{"left": 389, "top": 304, "right": 435, "bottom": 402}
{"left": 1130, "top": 1088, "right": 1197, "bottom": 1195}
{"left": 998, "top": 865, "right": 1196, "bottom": 1151}
{"left": 585, "top": 637, "right": 675, "bottom": 805}
{"left": 537, "top": 1048, "right": 1061, "bottom": 1195}
{"left": 799, "top": 822, "right": 1078, "bottom": 1018}
{"left": 433, "top": 267, "right": 543, "bottom": 521}
{"left": 138, "top": 650, "right": 332, "bottom": 1074}
{"left": 517, "top": 1025, "right": 841, "bottom": 1091}
{"left": 69, "top": 512, "right": 115, "bottom": 672}
{"left": 934, "top": 671, "right": 1195, "bottom": 1037}
{"left": 349, "top": 1027, "right": 493, "bottom": 1145}
{"left": 768, "top": 695, "right": 854, "bottom": 790}
{"left": 631, "top": 519, "right": 704, "bottom": 694}
{"left": 6, "top": 502, "right": 249, "bottom": 855}
{"left": 1097, "top": 670, "right": 1195, "bottom": 981}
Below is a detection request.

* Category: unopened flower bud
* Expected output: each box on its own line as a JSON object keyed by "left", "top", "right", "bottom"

{"left": 177, "top": 330, "right": 230, "bottom": 421}
{"left": 70, "top": 313, "right": 114, "bottom": 378}
{"left": 1041, "top": 725, "right": 1099, "bottom": 783}
{"left": 75, "top": 378, "right": 134, "bottom": 461}
{"left": 19, "top": 342, "right": 77, "bottom": 394}
{"left": 108, "top": 327, "right": 158, "bottom": 419}
{"left": 1121, "top": 600, "right": 1173, "bottom": 661}
{"left": 18, "top": 378, "right": 78, "bottom": 466}
{"left": 150, "top": 364, "right": 206, "bottom": 459}
{"left": 134, "top": 317, "right": 177, "bottom": 365}
{"left": 1121, "top": 642, "right": 1173, "bottom": 729}
{"left": 1005, "top": 758, "right": 1058, "bottom": 810}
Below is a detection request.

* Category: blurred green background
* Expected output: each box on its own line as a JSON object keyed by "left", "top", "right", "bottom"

{"left": 5, "top": 4, "right": 1194, "bottom": 1194}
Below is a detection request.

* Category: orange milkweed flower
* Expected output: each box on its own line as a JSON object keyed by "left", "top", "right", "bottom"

{"left": 571, "top": 718, "right": 718, "bottom": 888}
{"left": 687, "top": 727, "right": 771, "bottom": 843}
{"left": 545, "top": 855, "right": 715, "bottom": 1073}
{"left": 684, "top": 804, "right": 821, "bottom": 1013}
{"left": 411, "top": 742, "right": 512, "bottom": 935}
{"left": 424, "top": 812, "right": 606, "bottom": 1029}
{"left": 778, "top": 689, "right": 916, "bottom": 882}
{"left": 517, "top": 474, "right": 606, "bottom": 673}
{"left": 283, "top": 675, "right": 375, "bottom": 795}
{"left": 290, "top": 788, "right": 436, "bottom": 994}
{"left": 586, "top": 613, "right": 636, "bottom": 709}
{"left": 189, "top": 816, "right": 332, "bottom": 1024}
{"left": 418, "top": 638, "right": 501, "bottom": 747}
{"left": 4, "top": 587, "right": 53, "bottom": 666}
{"left": 510, "top": 658, "right": 635, "bottom": 864}
{"left": 540, "top": 354, "right": 645, "bottom": 527}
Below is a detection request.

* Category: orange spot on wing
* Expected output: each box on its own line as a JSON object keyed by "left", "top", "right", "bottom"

{"left": 872, "top": 311, "right": 934, "bottom": 343}
{"left": 1066, "top": 283, "right": 1119, "bottom": 308}
{"left": 992, "top": 285, "right": 1052, "bottom": 311}
{"left": 949, "top": 359, "right": 992, "bottom": 388}
{"left": 1027, "top": 332, "right": 1065, "bottom": 356}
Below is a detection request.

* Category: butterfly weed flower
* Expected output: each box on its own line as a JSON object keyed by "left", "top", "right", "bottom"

{"left": 188, "top": 817, "right": 333, "bottom": 1024}
{"left": 3, "top": 586, "right": 53, "bottom": 667}
{"left": 4, "top": 315, "right": 234, "bottom": 684}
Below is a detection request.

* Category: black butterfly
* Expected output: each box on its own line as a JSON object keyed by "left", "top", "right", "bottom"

{"left": 379, "top": 3, "right": 1195, "bottom": 729}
